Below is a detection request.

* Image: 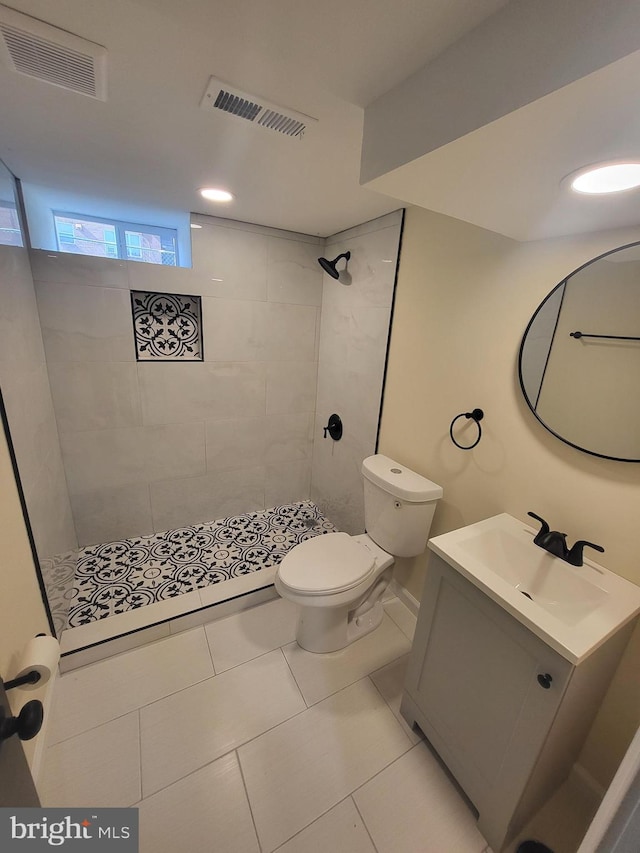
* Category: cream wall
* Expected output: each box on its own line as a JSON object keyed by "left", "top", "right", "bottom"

{"left": 378, "top": 206, "right": 640, "bottom": 790}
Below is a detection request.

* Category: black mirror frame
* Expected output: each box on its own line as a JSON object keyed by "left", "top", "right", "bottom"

{"left": 518, "top": 239, "right": 640, "bottom": 463}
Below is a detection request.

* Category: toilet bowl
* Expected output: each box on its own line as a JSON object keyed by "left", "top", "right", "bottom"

{"left": 275, "top": 531, "right": 394, "bottom": 652}
{"left": 275, "top": 455, "right": 443, "bottom": 653}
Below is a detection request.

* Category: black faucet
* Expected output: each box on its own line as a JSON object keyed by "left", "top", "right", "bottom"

{"left": 527, "top": 512, "right": 604, "bottom": 567}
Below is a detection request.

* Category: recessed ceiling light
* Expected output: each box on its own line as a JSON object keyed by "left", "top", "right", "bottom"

{"left": 569, "top": 162, "right": 640, "bottom": 195}
{"left": 199, "top": 187, "right": 234, "bottom": 202}
{"left": 190, "top": 223, "right": 202, "bottom": 229}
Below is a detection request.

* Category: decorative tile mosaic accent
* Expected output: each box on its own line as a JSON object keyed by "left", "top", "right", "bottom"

{"left": 66, "top": 501, "right": 336, "bottom": 628}
{"left": 131, "top": 290, "right": 203, "bottom": 360}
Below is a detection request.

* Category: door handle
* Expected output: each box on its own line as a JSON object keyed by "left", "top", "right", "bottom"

{"left": 0, "top": 700, "right": 43, "bottom": 742}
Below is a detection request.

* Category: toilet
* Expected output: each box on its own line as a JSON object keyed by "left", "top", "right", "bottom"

{"left": 275, "top": 454, "right": 443, "bottom": 653}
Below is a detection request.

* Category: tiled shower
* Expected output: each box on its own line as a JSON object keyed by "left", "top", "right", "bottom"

{"left": 0, "top": 208, "right": 403, "bottom": 643}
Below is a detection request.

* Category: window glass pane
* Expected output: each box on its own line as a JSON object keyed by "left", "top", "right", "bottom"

{"left": 0, "top": 202, "right": 23, "bottom": 247}
{"left": 53, "top": 213, "right": 178, "bottom": 266}
{"left": 54, "top": 215, "right": 118, "bottom": 258}
{"left": 124, "top": 228, "right": 177, "bottom": 266}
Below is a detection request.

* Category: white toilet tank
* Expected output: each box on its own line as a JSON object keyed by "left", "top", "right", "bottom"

{"left": 362, "top": 455, "right": 443, "bottom": 558}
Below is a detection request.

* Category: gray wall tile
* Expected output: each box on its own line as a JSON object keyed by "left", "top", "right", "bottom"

{"left": 201, "top": 298, "right": 260, "bottom": 362}
{"left": 310, "top": 215, "right": 402, "bottom": 533}
{"left": 29, "top": 249, "right": 129, "bottom": 288}
{"left": 60, "top": 423, "right": 206, "bottom": 493}
{"left": 205, "top": 417, "right": 267, "bottom": 472}
{"left": 0, "top": 246, "right": 77, "bottom": 562}
{"left": 191, "top": 223, "right": 268, "bottom": 301}
{"left": 265, "top": 460, "right": 312, "bottom": 507}
{"left": 71, "top": 483, "right": 154, "bottom": 547}
{"left": 264, "top": 412, "right": 314, "bottom": 465}
{"left": 35, "top": 281, "right": 135, "bottom": 362}
{"left": 150, "top": 467, "right": 265, "bottom": 531}
{"left": 0, "top": 248, "right": 47, "bottom": 364}
{"left": 127, "top": 261, "right": 199, "bottom": 296}
{"left": 267, "top": 236, "right": 323, "bottom": 306}
{"left": 48, "top": 362, "right": 142, "bottom": 434}
{"left": 256, "top": 302, "right": 318, "bottom": 361}
{"left": 138, "top": 362, "right": 266, "bottom": 425}
{"left": 10, "top": 212, "right": 401, "bottom": 555}
{"left": 0, "top": 210, "right": 400, "bottom": 569}
{"left": 266, "top": 361, "right": 318, "bottom": 415}
{"left": 202, "top": 299, "right": 319, "bottom": 363}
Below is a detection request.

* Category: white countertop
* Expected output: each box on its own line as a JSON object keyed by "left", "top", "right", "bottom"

{"left": 427, "top": 513, "right": 640, "bottom": 664}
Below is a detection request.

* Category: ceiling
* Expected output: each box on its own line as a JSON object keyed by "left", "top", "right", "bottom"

{"left": 0, "top": 0, "right": 509, "bottom": 237}
{"left": 364, "top": 48, "right": 640, "bottom": 242}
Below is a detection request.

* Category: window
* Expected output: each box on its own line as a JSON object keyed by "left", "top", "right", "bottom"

{"left": 0, "top": 201, "right": 23, "bottom": 247}
{"left": 53, "top": 213, "right": 178, "bottom": 265}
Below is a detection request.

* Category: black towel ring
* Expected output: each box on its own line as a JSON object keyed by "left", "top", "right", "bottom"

{"left": 449, "top": 408, "right": 484, "bottom": 450}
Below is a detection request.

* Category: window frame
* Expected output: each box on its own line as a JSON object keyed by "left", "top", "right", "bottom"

{"left": 53, "top": 211, "right": 179, "bottom": 266}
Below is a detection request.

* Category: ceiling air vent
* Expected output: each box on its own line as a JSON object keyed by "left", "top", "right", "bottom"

{"left": 200, "top": 76, "right": 317, "bottom": 139}
{"left": 0, "top": 5, "right": 107, "bottom": 100}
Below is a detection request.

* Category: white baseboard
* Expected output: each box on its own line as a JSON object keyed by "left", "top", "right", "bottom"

{"left": 389, "top": 579, "right": 420, "bottom": 616}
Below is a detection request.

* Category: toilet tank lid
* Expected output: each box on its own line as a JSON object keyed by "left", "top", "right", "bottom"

{"left": 362, "top": 455, "right": 443, "bottom": 502}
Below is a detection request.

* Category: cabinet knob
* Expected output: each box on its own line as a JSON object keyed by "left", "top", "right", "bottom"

{"left": 537, "top": 673, "right": 553, "bottom": 690}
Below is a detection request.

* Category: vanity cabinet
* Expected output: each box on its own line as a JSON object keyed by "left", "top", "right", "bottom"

{"left": 401, "top": 552, "right": 633, "bottom": 852}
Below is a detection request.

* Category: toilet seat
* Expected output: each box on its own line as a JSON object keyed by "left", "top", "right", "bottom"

{"left": 277, "top": 532, "right": 375, "bottom": 595}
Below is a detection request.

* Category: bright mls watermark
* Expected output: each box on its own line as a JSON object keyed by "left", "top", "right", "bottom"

{"left": 1, "top": 809, "right": 138, "bottom": 850}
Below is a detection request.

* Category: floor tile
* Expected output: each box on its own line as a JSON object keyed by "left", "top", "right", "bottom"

{"left": 39, "top": 712, "right": 140, "bottom": 808}
{"left": 370, "top": 654, "right": 423, "bottom": 745}
{"left": 282, "top": 613, "right": 411, "bottom": 705}
{"left": 205, "top": 596, "right": 300, "bottom": 672}
{"left": 238, "top": 678, "right": 411, "bottom": 852}
{"left": 276, "top": 797, "right": 376, "bottom": 853}
{"left": 383, "top": 597, "right": 418, "bottom": 641}
{"left": 505, "top": 771, "right": 599, "bottom": 853}
{"left": 49, "top": 627, "right": 214, "bottom": 743}
{"left": 353, "top": 741, "right": 487, "bottom": 853}
{"left": 140, "top": 649, "right": 305, "bottom": 796}
{"left": 138, "top": 752, "right": 259, "bottom": 853}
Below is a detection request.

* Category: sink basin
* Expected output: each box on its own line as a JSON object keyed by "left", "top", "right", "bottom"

{"left": 428, "top": 513, "right": 640, "bottom": 663}
{"left": 457, "top": 527, "right": 608, "bottom": 627}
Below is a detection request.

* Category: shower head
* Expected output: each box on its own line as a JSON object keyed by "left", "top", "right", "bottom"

{"left": 318, "top": 251, "right": 351, "bottom": 279}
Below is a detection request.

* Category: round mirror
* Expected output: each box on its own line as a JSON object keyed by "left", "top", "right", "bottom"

{"left": 519, "top": 241, "right": 640, "bottom": 462}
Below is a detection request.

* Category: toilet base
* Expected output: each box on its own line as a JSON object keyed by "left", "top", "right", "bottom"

{"left": 296, "top": 599, "right": 385, "bottom": 653}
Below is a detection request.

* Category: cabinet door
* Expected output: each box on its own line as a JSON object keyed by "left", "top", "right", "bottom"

{"left": 404, "top": 555, "right": 571, "bottom": 846}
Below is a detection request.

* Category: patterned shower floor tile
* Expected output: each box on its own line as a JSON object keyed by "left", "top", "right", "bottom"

{"left": 40, "top": 550, "right": 79, "bottom": 639}
{"left": 66, "top": 501, "right": 335, "bottom": 629}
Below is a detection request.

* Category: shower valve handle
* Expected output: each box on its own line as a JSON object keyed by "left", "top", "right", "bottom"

{"left": 323, "top": 414, "right": 343, "bottom": 441}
